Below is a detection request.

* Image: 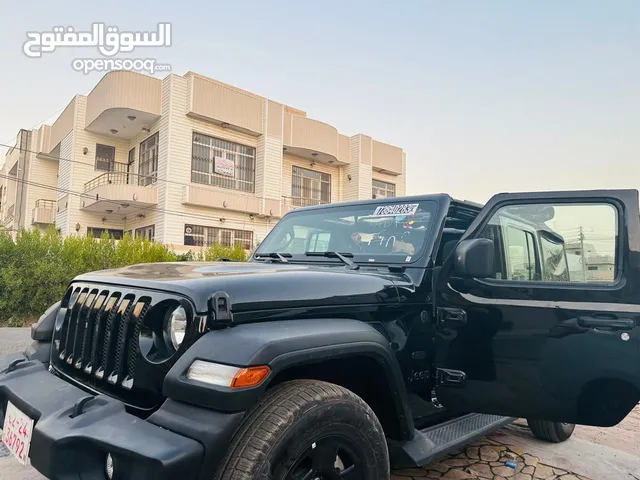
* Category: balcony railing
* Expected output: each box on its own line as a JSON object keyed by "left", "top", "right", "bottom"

{"left": 84, "top": 171, "right": 157, "bottom": 192}
{"left": 281, "top": 196, "right": 328, "bottom": 215}
{"left": 32, "top": 199, "right": 56, "bottom": 225}
{"left": 290, "top": 197, "right": 326, "bottom": 208}
{"left": 35, "top": 199, "right": 56, "bottom": 210}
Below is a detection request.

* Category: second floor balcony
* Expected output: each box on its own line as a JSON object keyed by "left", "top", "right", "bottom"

{"left": 82, "top": 171, "right": 158, "bottom": 214}
{"left": 281, "top": 196, "right": 328, "bottom": 216}
{"left": 32, "top": 199, "right": 56, "bottom": 225}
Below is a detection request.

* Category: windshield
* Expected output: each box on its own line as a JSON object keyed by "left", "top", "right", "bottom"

{"left": 255, "top": 200, "right": 437, "bottom": 264}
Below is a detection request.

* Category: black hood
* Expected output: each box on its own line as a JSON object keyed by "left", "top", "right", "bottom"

{"left": 74, "top": 262, "right": 403, "bottom": 314}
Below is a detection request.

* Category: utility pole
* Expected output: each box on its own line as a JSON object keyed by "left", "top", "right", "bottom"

{"left": 579, "top": 226, "right": 587, "bottom": 281}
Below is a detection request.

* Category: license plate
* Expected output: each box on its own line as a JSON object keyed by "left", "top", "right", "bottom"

{"left": 2, "top": 401, "right": 34, "bottom": 465}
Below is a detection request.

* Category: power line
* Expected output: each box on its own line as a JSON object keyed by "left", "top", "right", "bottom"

{"left": 0, "top": 142, "right": 228, "bottom": 193}
{"left": 0, "top": 106, "right": 71, "bottom": 164}
{"left": 0, "top": 173, "right": 271, "bottom": 230}
{"left": 1, "top": 140, "right": 268, "bottom": 235}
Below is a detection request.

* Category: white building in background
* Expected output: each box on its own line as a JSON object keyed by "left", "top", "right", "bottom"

{"left": 0, "top": 71, "right": 407, "bottom": 251}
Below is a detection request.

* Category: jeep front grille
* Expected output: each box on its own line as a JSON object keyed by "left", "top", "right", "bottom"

{"left": 51, "top": 283, "right": 175, "bottom": 410}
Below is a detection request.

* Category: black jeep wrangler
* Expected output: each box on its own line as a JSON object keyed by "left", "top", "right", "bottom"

{"left": 2, "top": 190, "right": 639, "bottom": 479}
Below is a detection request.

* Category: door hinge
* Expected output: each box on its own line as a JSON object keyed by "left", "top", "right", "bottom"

{"left": 436, "top": 307, "right": 467, "bottom": 327}
{"left": 436, "top": 368, "right": 467, "bottom": 387}
{"left": 209, "top": 291, "right": 233, "bottom": 325}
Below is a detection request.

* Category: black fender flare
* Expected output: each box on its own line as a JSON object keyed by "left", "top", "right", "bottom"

{"left": 164, "top": 318, "right": 414, "bottom": 440}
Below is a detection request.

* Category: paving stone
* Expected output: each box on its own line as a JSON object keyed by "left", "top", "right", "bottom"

{"left": 553, "top": 468, "right": 568, "bottom": 475}
{"left": 441, "top": 458, "right": 473, "bottom": 468}
{"left": 467, "top": 463, "right": 493, "bottom": 478}
{"left": 465, "top": 447, "right": 480, "bottom": 460}
{"left": 515, "top": 474, "right": 534, "bottom": 480}
{"left": 393, "top": 467, "right": 428, "bottom": 476}
{"left": 521, "top": 466, "right": 535, "bottom": 475}
{"left": 479, "top": 445, "right": 502, "bottom": 461}
{"left": 428, "top": 462, "right": 452, "bottom": 473}
{"left": 441, "top": 469, "right": 477, "bottom": 480}
{"left": 490, "top": 461, "right": 504, "bottom": 466}
{"left": 447, "top": 447, "right": 465, "bottom": 457}
{"left": 558, "top": 476, "right": 581, "bottom": 480}
{"left": 493, "top": 465, "right": 518, "bottom": 476}
{"left": 508, "top": 445, "right": 525, "bottom": 455}
{"left": 533, "top": 464, "right": 554, "bottom": 478}
{"left": 523, "top": 454, "right": 539, "bottom": 467}
{"left": 425, "top": 471, "right": 443, "bottom": 479}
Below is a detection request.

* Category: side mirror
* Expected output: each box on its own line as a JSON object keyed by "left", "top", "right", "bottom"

{"left": 453, "top": 239, "right": 494, "bottom": 278}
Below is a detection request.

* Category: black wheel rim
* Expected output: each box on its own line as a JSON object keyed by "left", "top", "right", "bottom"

{"left": 285, "top": 436, "right": 364, "bottom": 480}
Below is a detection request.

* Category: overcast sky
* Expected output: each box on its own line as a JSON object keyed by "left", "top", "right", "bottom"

{"left": 0, "top": 0, "right": 638, "bottom": 204}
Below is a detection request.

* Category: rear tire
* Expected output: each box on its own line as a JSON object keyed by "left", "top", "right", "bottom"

{"left": 527, "top": 419, "right": 575, "bottom": 443}
{"left": 217, "top": 379, "right": 390, "bottom": 480}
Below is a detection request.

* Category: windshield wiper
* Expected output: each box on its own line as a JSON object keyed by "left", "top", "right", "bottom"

{"left": 255, "top": 252, "right": 292, "bottom": 263}
{"left": 304, "top": 251, "right": 359, "bottom": 270}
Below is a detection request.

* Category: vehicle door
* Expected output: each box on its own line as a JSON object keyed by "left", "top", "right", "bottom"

{"left": 433, "top": 189, "right": 640, "bottom": 426}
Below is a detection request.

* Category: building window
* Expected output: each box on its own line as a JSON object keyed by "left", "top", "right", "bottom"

{"left": 138, "top": 133, "right": 159, "bottom": 186}
{"left": 291, "top": 166, "right": 331, "bottom": 207}
{"left": 372, "top": 179, "right": 396, "bottom": 199}
{"left": 95, "top": 144, "right": 115, "bottom": 171}
{"left": 191, "top": 133, "right": 256, "bottom": 193}
{"left": 88, "top": 227, "right": 124, "bottom": 240}
{"left": 135, "top": 225, "right": 155, "bottom": 241}
{"left": 184, "top": 224, "right": 253, "bottom": 250}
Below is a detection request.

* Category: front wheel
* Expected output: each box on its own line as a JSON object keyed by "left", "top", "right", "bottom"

{"left": 217, "top": 379, "right": 390, "bottom": 480}
{"left": 527, "top": 419, "right": 576, "bottom": 443}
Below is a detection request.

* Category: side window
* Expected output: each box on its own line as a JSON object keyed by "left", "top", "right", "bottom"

{"left": 505, "top": 226, "right": 537, "bottom": 281}
{"left": 480, "top": 202, "right": 618, "bottom": 283}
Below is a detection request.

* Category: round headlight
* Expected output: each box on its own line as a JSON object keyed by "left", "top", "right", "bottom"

{"left": 167, "top": 306, "right": 187, "bottom": 350}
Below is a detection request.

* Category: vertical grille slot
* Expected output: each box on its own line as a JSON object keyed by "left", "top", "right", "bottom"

{"left": 57, "top": 287, "right": 81, "bottom": 358}
{"left": 72, "top": 289, "right": 98, "bottom": 369}
{"left": 95, "top": 293, "right": 122, "bottom": 380}
{"left": 83, "top": 291, "right": 109, "bottom": 374}
{"left": 122, "top": 299, "right": 150, "bottom": 390}
{"left": 108, "top": 295, "right": 136, "bottom": 385}
{"left": 61, "top": 288, "right": 89, "bottom": 364}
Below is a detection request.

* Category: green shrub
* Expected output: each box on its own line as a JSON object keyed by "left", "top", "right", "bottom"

{"left": 0, "top": 227, "right": 247, "bottom": 326}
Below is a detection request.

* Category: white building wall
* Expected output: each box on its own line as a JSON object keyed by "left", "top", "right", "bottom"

{"left": 14, "top": 71, "right": 408, "bottom": 248}
{"left": 161, "top": 74, "right": 263, "bottom": 248}
{"left": 56, "top": 132, "right": 74, "bottom": 235}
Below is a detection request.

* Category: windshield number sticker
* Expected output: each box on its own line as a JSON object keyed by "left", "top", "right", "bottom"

{"left": 372, "top": 204, "right": 419, "bottom": 217}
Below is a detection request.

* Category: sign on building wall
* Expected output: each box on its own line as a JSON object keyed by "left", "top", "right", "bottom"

{"left": 214, "top": 156, "right": 235, "bottom": 177}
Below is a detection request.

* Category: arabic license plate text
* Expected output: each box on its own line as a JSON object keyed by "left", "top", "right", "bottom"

{"left": 2, "top": 401, "right": 34, "bottom": 465}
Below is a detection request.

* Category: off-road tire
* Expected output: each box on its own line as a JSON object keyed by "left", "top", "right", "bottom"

{"left": 527, "top": 419, "right": 575, "bottom": 443}
{"left": 216, "top": 379, "right": 390, "bottom": 480}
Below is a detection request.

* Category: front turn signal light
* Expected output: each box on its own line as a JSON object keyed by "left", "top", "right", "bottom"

{"left": 186, "top": 360, "right": 270, "bottom": 389}
{"left": 231, "top": 366, "right": 271, "bottom": 389}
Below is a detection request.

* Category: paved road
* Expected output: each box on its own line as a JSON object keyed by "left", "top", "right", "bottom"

{"left": 1, "top": 328, "right": 639, "bottom": 480}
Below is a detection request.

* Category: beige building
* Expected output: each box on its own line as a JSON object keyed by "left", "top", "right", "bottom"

{"left": 0, "top": 71, "right": 406, "bottom": 251}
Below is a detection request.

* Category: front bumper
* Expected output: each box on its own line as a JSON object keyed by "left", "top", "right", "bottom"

{"left": 0, "top": 353, "right": 241, "bottom": 480}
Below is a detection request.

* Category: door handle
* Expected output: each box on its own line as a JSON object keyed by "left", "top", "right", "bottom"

{"left": 577, "top": 316, "right": 635, "bottom": 330}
